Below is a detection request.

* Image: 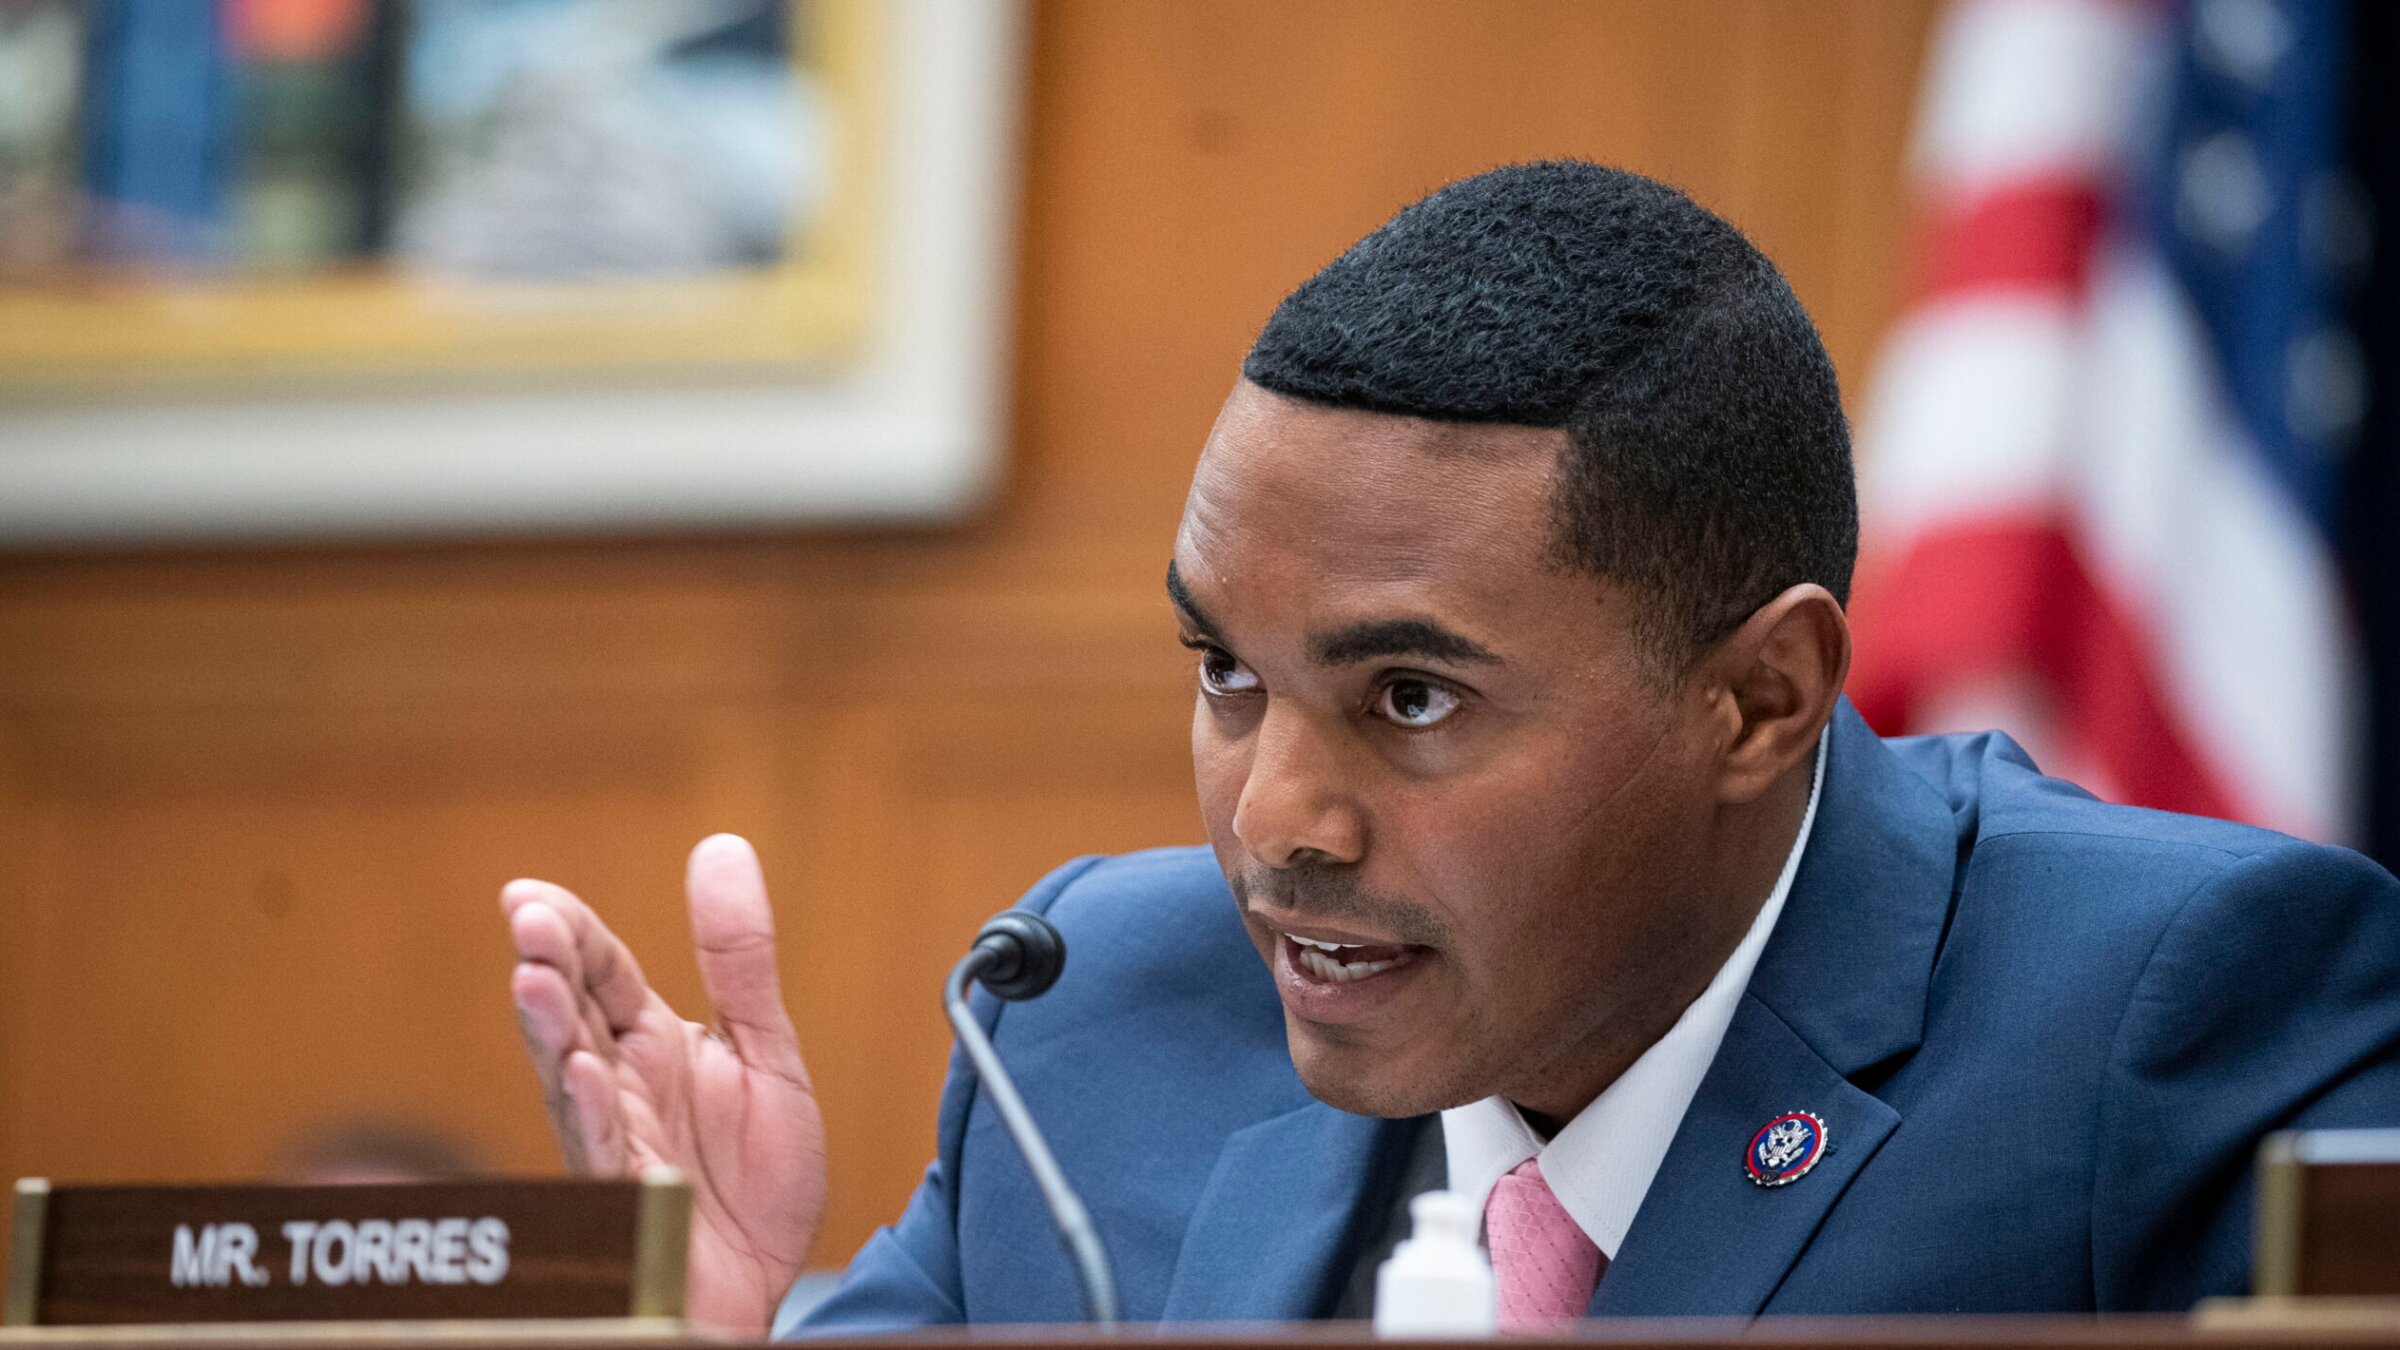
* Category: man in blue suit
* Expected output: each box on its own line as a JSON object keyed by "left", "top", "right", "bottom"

{"left": 500, "top": 163, "right": 2400, "bottom": 1335}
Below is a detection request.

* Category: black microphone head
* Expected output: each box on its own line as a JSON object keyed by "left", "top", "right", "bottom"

{"left": 971, "top": 910, "right": 1067, "bottom": 1000}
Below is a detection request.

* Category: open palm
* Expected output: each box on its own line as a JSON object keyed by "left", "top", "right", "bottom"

{"left": 503, "top": 835, "right": 827, "bottom": 1336}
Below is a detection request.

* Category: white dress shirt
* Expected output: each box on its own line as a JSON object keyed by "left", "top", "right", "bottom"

{"left": 1440, "top": 732, "right": 1828, "bottom": 1259}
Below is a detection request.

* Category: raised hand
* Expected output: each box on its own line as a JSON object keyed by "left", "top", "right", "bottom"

{"left": 503, "top": 834, "right": 827, "bottom": 1336}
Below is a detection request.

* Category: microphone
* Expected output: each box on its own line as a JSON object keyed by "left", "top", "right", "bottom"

{"left": 943, "top": 911, "right": 1122, "bottom": 1326}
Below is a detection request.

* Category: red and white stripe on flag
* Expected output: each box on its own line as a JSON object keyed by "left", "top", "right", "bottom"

{"left": 1846, "top": 0, "right": 2357, "bottom": 841}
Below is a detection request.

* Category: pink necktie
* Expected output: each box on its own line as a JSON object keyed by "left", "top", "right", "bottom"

{"left": 1483, "top": 1156, "right": 1605, "bottom": 1332}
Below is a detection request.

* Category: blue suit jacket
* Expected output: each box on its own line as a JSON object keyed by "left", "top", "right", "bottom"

{"left": 798, "top": 703, "right": 2400, "bottom": 1328}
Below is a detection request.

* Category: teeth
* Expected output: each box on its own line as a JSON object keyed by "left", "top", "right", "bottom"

{"left": 1295, "top": 945, "right": 1403, "bottom": 983}
{"left": 1289, "top": 934, "right": 1365, "bottom": 951}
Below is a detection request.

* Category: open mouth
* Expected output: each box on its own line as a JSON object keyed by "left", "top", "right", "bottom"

{"left": 1283, "top": 931, "right": 1422, "bottom": 983}
{"left": 1258, "top": 916, "right": 1433, "bottom": 1026}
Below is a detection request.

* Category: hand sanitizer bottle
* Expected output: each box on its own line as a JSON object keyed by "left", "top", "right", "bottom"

{"left": 1373, "top": 1190, "right": 1496, "bottom": 1337}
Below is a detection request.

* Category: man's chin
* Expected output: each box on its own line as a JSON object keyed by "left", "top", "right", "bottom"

{"left": 1286, "top": 1023, "right": 1480, "bottom": 1118}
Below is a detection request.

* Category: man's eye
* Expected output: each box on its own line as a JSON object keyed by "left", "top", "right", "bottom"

{"left": 1375, "top": 678, "right": 1460, "bottom": 728}
{"left": 1196, "top": 649, "right": 1261, "bottom": 696}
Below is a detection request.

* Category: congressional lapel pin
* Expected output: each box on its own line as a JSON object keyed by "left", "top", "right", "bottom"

{"left": 1745, "top": 1111, "right": 1828, "bottom": 1187}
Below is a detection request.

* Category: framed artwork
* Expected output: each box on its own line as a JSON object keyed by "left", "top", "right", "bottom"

{"left": 0, "top": 0, "right": 1021, "bottom": 542}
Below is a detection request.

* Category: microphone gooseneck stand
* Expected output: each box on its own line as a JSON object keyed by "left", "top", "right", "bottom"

{"left": 942, "top": 911, "right": 1123, "bottom": 1327}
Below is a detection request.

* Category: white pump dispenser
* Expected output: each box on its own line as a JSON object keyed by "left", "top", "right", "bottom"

{"left": 1372, "top": 1190, "right": 1497, "bottom": 1337}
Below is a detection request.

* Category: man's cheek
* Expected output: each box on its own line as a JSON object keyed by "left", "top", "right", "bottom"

{"left": 1189, "top": 738, "right": 1247, "bottom": 834}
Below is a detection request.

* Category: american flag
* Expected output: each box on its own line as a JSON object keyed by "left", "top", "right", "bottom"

{"left": 1848, "top": 0, "right": 2362, "bottom": 842}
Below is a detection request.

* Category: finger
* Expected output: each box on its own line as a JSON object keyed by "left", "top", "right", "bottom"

{"left": 503, "top": 878, "right": 651, "bottom": 1035}
{"left": 512, "top": 961, "right": 583, "bottom": 1069}
{"left": 509, "top": 901, "right": 621, "bottom": 1053}
{"left": 563, "top": 1049, "right": 633, "bottom": 1176}
{"left": 685, "top": 834, "right": 809, "bottom": 1086}
{"left": 513, "top": 963, "right": 593, "bottom": 1169}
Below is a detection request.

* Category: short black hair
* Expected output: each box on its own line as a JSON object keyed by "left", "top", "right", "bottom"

{"left": 1242, "top": 160, "right": 1856, "bottom": 676}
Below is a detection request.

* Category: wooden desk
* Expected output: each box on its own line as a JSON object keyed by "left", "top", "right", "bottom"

{"left": 4, "top": 1318, "right": 2400, "bottom": 1350}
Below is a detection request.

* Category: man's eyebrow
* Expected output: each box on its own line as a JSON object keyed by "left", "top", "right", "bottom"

{"left": 1311, "top": 619, "right": 1499, "bottom": 668}
{"left": 1165, "top": 560, "right": 1219, "bottom": 634}
{"left": 1168, "top": 562, "right": 1497, "bottom": 667}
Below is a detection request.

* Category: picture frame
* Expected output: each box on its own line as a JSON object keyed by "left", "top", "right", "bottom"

{"left": 0, "top": 0, "right": 1021, "bottom": 543}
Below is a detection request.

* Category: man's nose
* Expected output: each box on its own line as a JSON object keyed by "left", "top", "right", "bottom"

{"left": 1232, "top": 704, "right": 1366, "bottom": 868}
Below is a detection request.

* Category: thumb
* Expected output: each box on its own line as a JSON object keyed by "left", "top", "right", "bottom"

{"left": 685, "top": 833, "right": 810, "bottom": 1088}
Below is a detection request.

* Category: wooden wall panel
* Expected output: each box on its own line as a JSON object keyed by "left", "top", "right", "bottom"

{"left": 0, "top": 0, "right": 1936, "bottom": 1276}
{"left": 788, "top": 691, "right": 1201, "bottom": 1251}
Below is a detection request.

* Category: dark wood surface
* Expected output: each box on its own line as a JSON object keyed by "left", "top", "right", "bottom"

{"left": 2298, "top": 1158, "right": 2400, "bottom": 1297}
{"left": 12, "top": 1315, "right": 2400, "bottom": 1349}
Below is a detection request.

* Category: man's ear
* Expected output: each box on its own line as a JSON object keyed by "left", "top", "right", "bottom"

{"left": 1697, "top": 583, "right": 1851, "bottom": 805}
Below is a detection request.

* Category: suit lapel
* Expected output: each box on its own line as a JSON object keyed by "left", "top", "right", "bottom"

{"left": 1593, "top": 701, "right": 1959, "bottom": 1314}
{"left": 1589, "top": 995, "right": 1900, "bottom": 1315}
{"left": 1745, "top": 701, "right": 1960, "bottom": 1076}
{"left": 1160, "top": 1101, "right": 1421, "bottom": 1323}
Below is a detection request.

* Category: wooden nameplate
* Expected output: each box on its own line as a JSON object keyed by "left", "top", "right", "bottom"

{"left": 4, "top": 1174, "right": 688, "bottom": 1329}
{"left": 2193, "top": 1127, "right": 2400, "bottom": 1331}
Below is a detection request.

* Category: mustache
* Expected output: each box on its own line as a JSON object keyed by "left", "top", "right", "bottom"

{"left": 1231, "top": 863, "right": 1447, "bottom": 947}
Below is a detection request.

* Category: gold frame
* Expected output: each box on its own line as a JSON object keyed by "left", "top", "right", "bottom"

{"left": 2252, "top": 1130, "right": 2303, "bottom": 1300}
{"left": 627, "top": 1172, "right": 690, "bottom": 1321}
{"left": 0, "top": 0, "right": 881, "bottom": 399}
{"left": 4, "top": 1179, "right": 48, "bottom": 1327}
